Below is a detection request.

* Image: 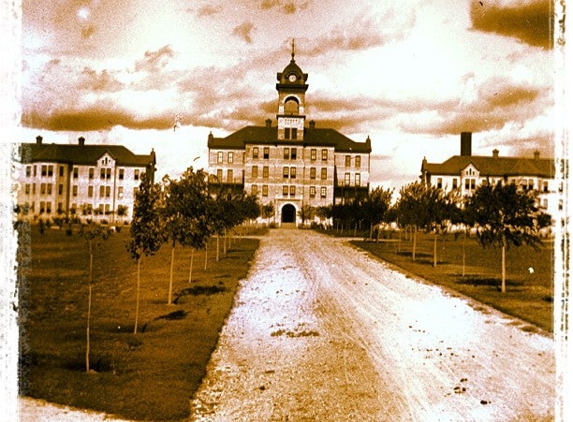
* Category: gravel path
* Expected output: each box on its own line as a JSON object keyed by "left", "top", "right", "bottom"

{"left": 190, "top": 229, "right": 555, "bottom": 421}
{"left": 17, "top": 229, "right": 556, "bottom": 421}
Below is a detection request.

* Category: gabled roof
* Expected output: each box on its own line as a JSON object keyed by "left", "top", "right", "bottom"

{"left": 208, "top": 125, "right": 371, "bottom": 153}
{"left": 422, "top": 155, "right": 555, "bottom": 178}
{"left": 18, "top": 142, "right": 154, "bottom": 167}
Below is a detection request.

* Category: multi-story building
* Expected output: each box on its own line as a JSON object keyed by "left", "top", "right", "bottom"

{"left": 15, "top": 135, "right": 156, "bottom": 224}
{"left": 421, "top": 132, "right": 561, "bottom": 216}
{"left": 207, "top": 51, "right": 372, "bottom": 225}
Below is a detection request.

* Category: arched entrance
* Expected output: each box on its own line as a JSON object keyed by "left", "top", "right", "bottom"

{"left": 281, "top": 204, "right": 296, "bottom": 223}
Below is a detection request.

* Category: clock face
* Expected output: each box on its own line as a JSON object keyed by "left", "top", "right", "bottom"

{"left": 288, "top": 74, "right": 297, "bottom": 82}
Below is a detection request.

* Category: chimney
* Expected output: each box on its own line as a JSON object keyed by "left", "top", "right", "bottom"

{"left": 36, "top": 135, "right": 43, "bottom": 144}
{"left": 78, "top": 136, "right": 85, "bottom": 146}
{"left": 460, "top": 132, "right": 472, "bottom": 156}
{"left": 265, "top": 118, "right": 272, "bottom": 128}
{"left": 309, "top": 120, "right": 316, "bottom": 129}
{"left": 534, "top": 150, "right": 540, "bottom": 159}
{"left": 492, "top": 149, "right": 499, "bottom": 158}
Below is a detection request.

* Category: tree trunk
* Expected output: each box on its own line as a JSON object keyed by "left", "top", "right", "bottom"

{"left": 168, "top": 244, "right": 175, "bottom": 305}
{"left": 412, "top": 227, "right": 417, "bottom": 261}
{"left": 188, "top": 249, "right": 194, "bottom": 283}
{"left": 86, "top": 238, "right": 93, "bottom": 373}
{"left": 134, "top": 257, "right": 141, "bottom": 334}
{"left": 433, "top": 232, "right": 438, "bottom": 267}
{"left": 501, "top": 235, "right": 507, "bottom": 293}
{"left": 462, "top": 230, "right": 466, "bottom": 277}
{"left": 216, "top": 235, "right": 220, "bottom": 262}
{"left": 204, "top": 244, "right": 208, "bottom": 270}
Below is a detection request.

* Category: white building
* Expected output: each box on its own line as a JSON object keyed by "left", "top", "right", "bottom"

{"left": 15, "top": 135, "right": 156, "bottom": 224}
{"left": 421, "top": 132, "right": 561, "bottom": 217}
{"left": 207, "top": 50, "right": 372, "bottom": 225}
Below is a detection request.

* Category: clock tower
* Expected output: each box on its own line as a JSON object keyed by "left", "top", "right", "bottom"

{"left": 276, "top": 40, "right": 308, "bottom": 141}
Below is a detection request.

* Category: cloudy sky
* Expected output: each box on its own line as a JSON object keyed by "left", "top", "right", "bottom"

{"left": 18, "top": 0, "right": 555, "bottom": 189}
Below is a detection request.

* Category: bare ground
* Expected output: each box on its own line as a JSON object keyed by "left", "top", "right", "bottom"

{"left": 18, "top": 229, "right": 555, "bottom": 421}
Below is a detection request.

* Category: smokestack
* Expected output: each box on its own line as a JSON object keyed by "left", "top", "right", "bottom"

{"left": 492, "top": 149, "right": 499, "bottom": 158}
{"left": 460, "top": 132, "right": 472, "bottom": 156}
{"left": 36, "top": 135, "right": 43, "bottom": 144}
{"left": 265, "top": 119, "right": 272, "bottom": 128}
{"left": 309, "top": 120, "right": 316, "bottom": 129}
{"left": 78, "top": 136, "right": 85, "bottom": 146}
{"left": 534, "top": 150, "right": 540, "bottom": 159}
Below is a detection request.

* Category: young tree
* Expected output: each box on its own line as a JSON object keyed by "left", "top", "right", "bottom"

{"left": 361, "top": 187, "right": 393, "bottom": 241}
{"left": 466, "top": 181, "right": 552, "bottom": 293}
{"left": 261, "top": 203, "right": 275, "bottom": 226}
{"left": 78, "top": 223, "right": 109, "bottom": 373}
{"left": 395, "top": 181, "right": 431, "bottom": 261}
{"left": 126, "top": 173, "right": 164, "bottom": 334}
{"left": 298, "top": 204, "right": 315, "bottom": 227}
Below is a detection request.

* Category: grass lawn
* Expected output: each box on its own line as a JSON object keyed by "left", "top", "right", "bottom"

{"left": 17, "top": 224, "right": 262, "bottom": 421}
{"left": 349, "top": 230, "right": 554, "bottom": 333}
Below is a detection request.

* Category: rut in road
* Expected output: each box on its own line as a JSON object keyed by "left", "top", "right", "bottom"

{"left": 191, "top": 229, "right": 555, "bottom": 422}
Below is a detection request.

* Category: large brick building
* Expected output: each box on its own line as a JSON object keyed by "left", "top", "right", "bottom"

{"left": 15, "top": 136, "right": 156, "bottom": 224}
{"left": 421, "top": 132, "right": 561, "bottom": 217}
{"left": 207, "top": 51, "right": 372, "bottom": 225}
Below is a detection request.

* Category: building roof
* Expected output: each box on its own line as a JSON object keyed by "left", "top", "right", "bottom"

{"left": 208, "top": 125, "right": 372, "bottom": 153}
{"left": 18, "top": 142, "right": 155, "bottom": 167}
{"left": 422, "top": 154, "right": 555, "bottom": 178}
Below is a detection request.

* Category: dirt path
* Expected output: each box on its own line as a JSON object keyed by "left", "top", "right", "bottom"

{"left": 190, "top": 229, "right": 555, "bottom": 421}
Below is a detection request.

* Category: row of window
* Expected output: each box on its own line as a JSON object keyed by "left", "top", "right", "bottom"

{"left": 23, "top": 183, "right": 131, "bottom": 199}
{"left": 217, "top": 148, "right": 336, "bottom": 163}
{"left": 21, "top": 201, "right": 120, "bottom": 215}
{"left": 250, "top": 184, "right": 328, "bottom": 198}
{"left": 435, "top": 177, "right": 551, "bottom": 192}
{"left": 25, "top": 165, "right": 139, "bottom": 181}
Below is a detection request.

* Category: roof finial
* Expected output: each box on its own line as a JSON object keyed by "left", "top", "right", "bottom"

{"left": 291, "top": 38, "right": 295, "bottom": 61}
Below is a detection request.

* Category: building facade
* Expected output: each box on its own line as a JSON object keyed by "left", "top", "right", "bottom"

{"left": 207, "top": 51, "right": 372, "bottom": 225}
{"left": 16, "top": 136, "right": 156, "bottom": 224}
{"left": 421, "top": 132, "right": 561, "bottom": 217}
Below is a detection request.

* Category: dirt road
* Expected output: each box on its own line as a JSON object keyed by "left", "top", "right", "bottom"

{"left": 190, "top": 229, "right": 555, "bottom": 422}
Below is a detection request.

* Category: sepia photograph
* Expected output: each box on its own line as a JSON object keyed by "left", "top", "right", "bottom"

{"left": 1, "top": 0, "right": 570, "bottom": 421}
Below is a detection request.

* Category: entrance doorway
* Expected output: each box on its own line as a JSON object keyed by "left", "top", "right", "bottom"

{"left": 281, "top": 204, "right": 296, "bottom": 223}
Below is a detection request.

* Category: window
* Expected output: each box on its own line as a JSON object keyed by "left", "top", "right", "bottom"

{"left": 33, "top": 165, "right": 37, "bottom": 177}
{"left": 71, "top": 167, "right": 77, "bottom": 179}
{"left": 32, "top": 184, "right": 36, "bottom": 194}
{"left": 133, "top": 187, "right": 139, "bottom": 196}
{"left": 58, "top": 202, "right": 63, "bottom": 213}
{"left": 251, "top": 184, "right": 258, "bottom": 195}
{"left": 310, "top": 186, "right": 316, "bottom": 198}
{"left": 47, "top": 184, "right": 52, "bottom": 195}
{"left": 543, "top": 181, "right": 549, "bottom": 192}
{"left": 59, "top": 166, "right": 64, "bottom": 177}
{"left": 105, "top": 204, "right": 111, "bottom": 214}
{"left": 345, "top": 155, "right": 351, "bottom": 167}
{"left": 88, "top": 168, "right": 94, "bottom": 179}
{"left": 344, "top": 173, "right": 350, "bottom": 186}
{"left": 216, "top": 169, "right": 223, "bottom": 181}
{"left": 284, "top": 128, "right": 291, "bottom": 139}
{"left": 284, "top": 148, "right": 290, "bottom": 160}
{"left": 47, "top": 166, "right": 53, "bottom": 177}
{"left": 291, "top": 148, "right": 297, "bottom": 160}
{"left": 292, "top": 128, "right": 297, "bottom": 140}
{"left": 40, "top": 201, "right": 45, "bottom": 214}
{"left": 70, "top": 185, "right": 76, "bottom": 196}
{"left": 88, "top": 185, "right": 94, "bottom": 198}
{"left": 355, "top": 156, "right": 361, "bottom": 168}
{"left": 322, "top": 149, "right": 328, "bottom": 161}
{"left": 58, "top": 184, "right": 63, "bottom": 195}
{"left": 119, "top": 169, "right": 124, "bottom": 180}
{"left": 26, "top": 166, "right": 31, "bottom": 177}
{"left": 262, "top": 185, "right": 268, "bottom": 197}
{"left": 290, "top": 167, "right": 296, "bottom": 179}
{"left": 25, "top": 184, "right": 30, "bottom": 195}
{"left": 100, "top": 186, "right": 105, "bottom": 197}
{"left": 100, "top": 168, "right": 106, "bottom": 179}
{"left": 105, "top": 186, "right": 111, "bottom": 198}
{"left": 252, "top": 166, "right": 258, "bottom": 178}
{"left": 290, "top": 185, "right": 296, "bottom": 197}
{"left": 228, "top": 152, "right": 234, "bottom": 163}
{"left": 118, "top": 187, "right": 124, "bottom": 198}
{"left": 227, "top": 169, "right": 233, "bottom": 183}
{"left": 311, "top": 149, "right": 317, "bottom": 161}
{"left": 106, "top": 168, "right": 111, "bottom": 179}
{"left": 263, "top": 147, "right": 269, "bottom": 159}
{"left": 355, "top": 173, "right": 361, "bottom": 187}
{"left": 40, "top": 183, "right": 46, "bottom": 195}
{"left": 71, "top": 203, "right": 77, "bottom": 212}
{"left": 41, "top": 165, "right": 47, "bottom": 177}
{"left": 217, "top": 151, "right": 223, "bottom": 163}
{"left": 321, "top": 168, "right": 327, "bottom": 180}
{"left": 437, "top": 178, "right": 442, "bottom": 189}
{"left": 310, "top": 167, "right": 316, "bottom": 179}
{"left": 134, "top": 169, "right": 140, "bottom": 180}
{"left": 452, "top": 178, "right": 458, "bottom": 189}
{"left": 253, "top": 147, "right": 259, "bottom": 159}
{"left": 465, "top": 178, "right": 476, "bottom": 190}
{"left": 320, "top": 187, "right": 327, "bottom": 198}
{"left": 283, "top": 185, "right": 288, "bottom": 197}
{"left": 263, "top": 166, "right": 269, "bottom": 178}
{"left": 283, "top": 167, "right": 289, "bottom": 178}
{"left": 471, "top": 179, "right": 476, "bottom": 190}
{"left": 46, "top": 202, "right": 52, "bottom": 214}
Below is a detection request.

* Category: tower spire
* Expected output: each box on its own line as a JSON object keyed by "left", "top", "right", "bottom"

{"left": 291, "top": 38, "right": 295, "bottom": 61}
